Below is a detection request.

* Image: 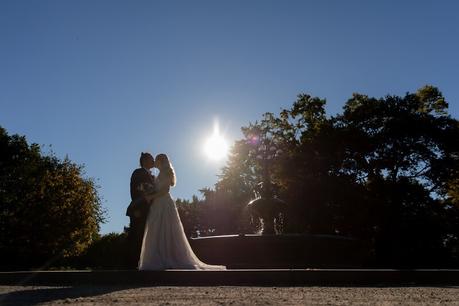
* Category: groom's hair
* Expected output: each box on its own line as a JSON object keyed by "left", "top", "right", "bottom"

{"left": 140, "top": 152, "right": 154, "bottom": 167}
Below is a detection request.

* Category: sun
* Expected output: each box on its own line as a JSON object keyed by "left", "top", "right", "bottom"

{"left": 204, "top": 123, "right": 229, "bottom": 161}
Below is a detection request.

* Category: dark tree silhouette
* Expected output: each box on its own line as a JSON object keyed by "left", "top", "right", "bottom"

{"left": 0, "top": 126, "right": 104, "bottom": 269}
{"left": 181, "top": 86, "right": 459, "bottom": 267}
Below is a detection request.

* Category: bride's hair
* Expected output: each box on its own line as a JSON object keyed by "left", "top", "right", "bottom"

{"left": 155, "top": 153, "right": 176, "bottom": 187}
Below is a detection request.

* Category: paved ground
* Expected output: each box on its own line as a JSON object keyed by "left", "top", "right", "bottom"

{"left": 0, "top": 285, "right": 458, "bottom": 305}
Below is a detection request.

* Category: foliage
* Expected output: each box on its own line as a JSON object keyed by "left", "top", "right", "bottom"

{"left": 74, "top": 232, "right": 127, "bottom": 269}
{"left": 188, "top": 86, "right": 459, "bottom": 267}
{"left": 0, "top": 126, "right": 104, "bottom": 269}
{"left": 176, "top": 192, "right": 259, "bottom": 237}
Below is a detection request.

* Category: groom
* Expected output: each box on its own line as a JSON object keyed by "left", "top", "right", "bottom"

{"left": 126, "top": 152, "right": 156, "bottom": 268}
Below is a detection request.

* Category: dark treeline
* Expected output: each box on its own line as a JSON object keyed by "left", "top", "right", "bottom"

{"left": 176, "top": 85, "right": 459, "bottom": 267}
{"left": 1, "top": 85, "right": 458, "bottom": 269}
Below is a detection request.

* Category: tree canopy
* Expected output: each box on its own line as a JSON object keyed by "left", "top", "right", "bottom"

{"left": 179, "top": 86, "right": 459, "bottom": 267}
{"left": 0, "top": 126, "right": 104, "bottom": 269}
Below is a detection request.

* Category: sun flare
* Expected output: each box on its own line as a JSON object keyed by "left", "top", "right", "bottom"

{"left": 204, "top": 123, "right": 229, "bottom": 161}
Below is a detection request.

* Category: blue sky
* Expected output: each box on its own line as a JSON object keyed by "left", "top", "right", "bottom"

{"left": 1, "top": 0, "right": 458, "bottom": 234}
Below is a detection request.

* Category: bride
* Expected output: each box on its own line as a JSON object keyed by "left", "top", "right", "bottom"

{"left": 139, "top": 153, "right": 226, "bottom": 270}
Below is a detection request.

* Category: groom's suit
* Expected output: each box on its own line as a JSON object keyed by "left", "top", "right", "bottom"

{"left": 126, "top": 167, "right": 155, "bottom": 268}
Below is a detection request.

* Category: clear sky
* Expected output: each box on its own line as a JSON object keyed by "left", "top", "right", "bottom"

{"left": 1, "top": 0, "right": 458, "bottom": 234}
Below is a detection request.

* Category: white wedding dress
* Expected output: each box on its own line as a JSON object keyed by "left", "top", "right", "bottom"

{"left": 138, "top": 174, "right": 226, "bottom": 270}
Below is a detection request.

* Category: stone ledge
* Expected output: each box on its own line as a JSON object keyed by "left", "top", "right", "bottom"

{"left": 0, "top": 269, "right": 458, "bottom": 286}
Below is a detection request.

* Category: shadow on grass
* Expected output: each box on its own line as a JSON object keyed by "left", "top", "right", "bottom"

{"left": 0, "top": 285, "right": 134, "bottom": 306}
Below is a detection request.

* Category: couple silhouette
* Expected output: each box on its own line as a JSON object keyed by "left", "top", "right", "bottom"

{"left": 126, "top": 152, "right": 225, "bottom": 271}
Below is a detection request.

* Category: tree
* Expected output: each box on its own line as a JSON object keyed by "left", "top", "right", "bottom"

{"left": 334, "top": 86, "right": 459, "bottom": 265}
{"left": 176, "top": 196, "right": 202, "bottom": 237}
{"left": 0, "top": 126, "right": 104, "bottom": 269}
{"left": 203, "top": 86, "right": 459, "bottom": 266}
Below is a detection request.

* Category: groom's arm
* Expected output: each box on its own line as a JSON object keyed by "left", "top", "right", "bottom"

{"left": 130, "top": 169, "right": 149, "bottom": 201}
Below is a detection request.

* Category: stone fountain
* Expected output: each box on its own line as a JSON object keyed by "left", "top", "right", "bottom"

{"left": 247, "top": 181, "right": 286, "bottom": 235}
